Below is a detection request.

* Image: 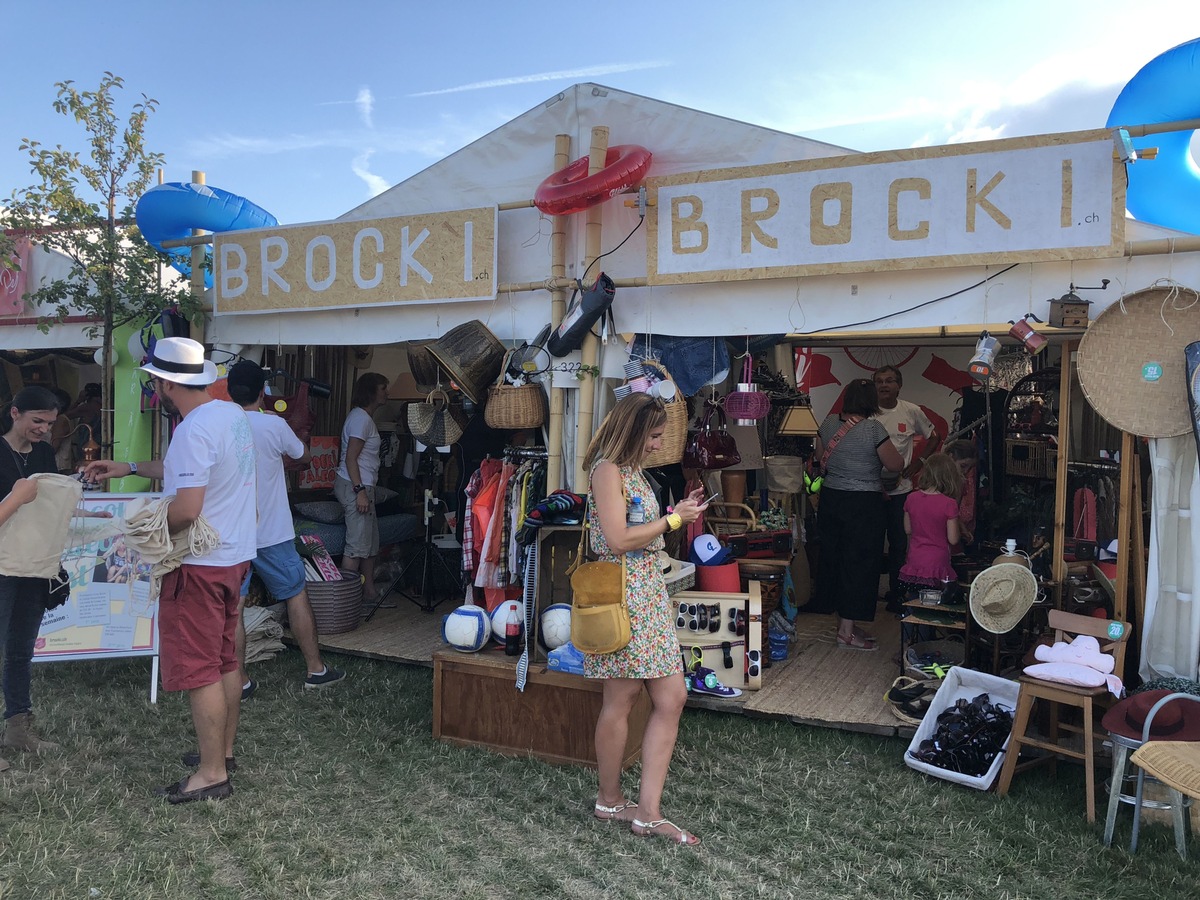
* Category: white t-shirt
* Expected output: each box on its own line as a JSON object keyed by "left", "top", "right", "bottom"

{"left": 164, "top": 399, "right": 257, "bottom": 566}
{"left": 335, "top": 407, "right": 381, "bottom": 486}
{"left": 874, "top": 398, "right": 935, "bottom": 495}
{"left": 247, "top": 410, "right": 306, "bottom": 548}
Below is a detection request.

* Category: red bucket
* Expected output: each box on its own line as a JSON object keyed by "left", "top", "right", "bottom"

{"left": 695, "top": 561, "right": 742, "bottom": 593}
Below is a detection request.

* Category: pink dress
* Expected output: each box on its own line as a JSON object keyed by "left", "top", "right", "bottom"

{"left": 900, "top": 491, "right": 959, "bottom": 586}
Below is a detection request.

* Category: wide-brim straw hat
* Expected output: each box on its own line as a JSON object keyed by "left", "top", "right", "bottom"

{"left": 1077, "top": 284, "right": 1200, "bottom": 437}
{"left": 138, "top": 337, "right": 217, "bottom": 386}
{"left": 1102, "top": 688, "right": 1200, "bottom": 742}
{"left": 969, "top": 562, "right": 1037, "bottom": 634}
{"left": 427, "top": 320, "right": 506, "bottom": 404}
{"left": 405, "top": 340, "right": 442, "bottom": 393}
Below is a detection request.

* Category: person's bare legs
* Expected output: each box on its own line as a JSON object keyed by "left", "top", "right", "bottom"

{"left": 629, "top": 674, "right": 694, "bottom": 841}
{"left": 284, "top": 588, "right": 325, "bottom": 674}
{"left": 594, "top": 679, "right": 642, "bottom": 820}
{"left": 183, "top": 675, "right": 236, "bottom": 791}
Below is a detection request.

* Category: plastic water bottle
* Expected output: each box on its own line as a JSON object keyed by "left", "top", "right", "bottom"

{"left": 504, "top": 602, "right": 521, "bottom": 656}
{"left": 627, "top": 497, "right": 645, "bottom": 560}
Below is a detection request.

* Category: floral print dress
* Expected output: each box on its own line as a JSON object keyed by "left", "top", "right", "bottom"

{"left": 582, "top": 464, "right": 682, "bottom": 680}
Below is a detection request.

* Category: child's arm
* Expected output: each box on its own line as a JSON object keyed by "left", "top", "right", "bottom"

{"left": 946, "top": 515, "right": 961, "bottom": 547}
{"left": 903, "top": 510, "right": 912, "bottom": 536}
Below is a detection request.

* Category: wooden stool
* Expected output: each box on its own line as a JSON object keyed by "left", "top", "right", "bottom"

{"left": 995, "top": 610, "right": 1130, "bottom": 823}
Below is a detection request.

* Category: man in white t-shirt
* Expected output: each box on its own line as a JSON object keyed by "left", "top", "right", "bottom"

{"left": 873, "top": 365, "right": 940, "bottom": 612}
{"left": 86, "top": 338, "right": 256, "bottom": 805}
{"left": 225, "top": 361, "right": 345, "bottom": 694}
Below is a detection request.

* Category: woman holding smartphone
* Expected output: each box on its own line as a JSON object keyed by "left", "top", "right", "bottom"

{"left": 583, "top": 393, "right": 709, "bottom": 845}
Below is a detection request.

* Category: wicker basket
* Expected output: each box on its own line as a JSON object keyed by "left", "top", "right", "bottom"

{"left": 903, "top": 638, "right": 965, "bottom": 681}
{"left": 306, "top": 569, "right": 364, "bottom": 635}
{"left": 483, "top": 351, "right": 547, "bottom": 430}
{"left": 1005, "top": 438, "right": 1053, "bottom": 478}
{"left": 407, "top": 389, "right": 467, "bottom": 445}
{"left": 641, "top": 361, "right": 688, "bottom": 467}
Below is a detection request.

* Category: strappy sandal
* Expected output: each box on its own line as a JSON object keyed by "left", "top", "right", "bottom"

{"left": 631, "top": 817, "right": 701, "bottom": 845}
{"left": 594, "top": 799, "right": 638, "bottom": 822}
{"left": 836, "top": 632, "right": 878, "bottom": 651}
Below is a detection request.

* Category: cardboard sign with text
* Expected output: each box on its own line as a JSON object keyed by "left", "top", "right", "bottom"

{"left": 299, "top": 436, "right": 339, "bottom": 490}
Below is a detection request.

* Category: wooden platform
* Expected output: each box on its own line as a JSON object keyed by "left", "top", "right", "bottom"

{"left": 303, "top": 598, "right": 909, "bottom": 736}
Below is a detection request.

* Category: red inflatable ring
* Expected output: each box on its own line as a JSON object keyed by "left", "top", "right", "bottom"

{"left": 533, "top": 144, "right": 653, "bottom": 216}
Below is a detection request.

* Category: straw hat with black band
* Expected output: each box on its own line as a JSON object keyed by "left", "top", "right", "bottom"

{"left": 969, "top": 562, "right": 1037, "bottom": 634}
{"left": 138, "top": 337, "right": 218, "bottom": 387}
{"left": 1076, "top": 284, "right": 1200, "bottom": 437}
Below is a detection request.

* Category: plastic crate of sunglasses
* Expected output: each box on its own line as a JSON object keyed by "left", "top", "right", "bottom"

{"left": 673, "top": 580, "right": 762, "bottom": 690}
{"left": 903, "top": 667, "right": 1020, "bottom": 790}
{"left": 1004, "top": 438, "right": 1053, "bottom": 479}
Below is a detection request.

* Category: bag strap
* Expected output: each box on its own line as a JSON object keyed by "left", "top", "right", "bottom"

{"left": 568, "top": 462, "right": 629, "bottom": 575}
{"left": 819, "top": 415, "right": 863, "bottom": 471}
{"left": 494, "top": 350, "right": 514, "bottom": 388}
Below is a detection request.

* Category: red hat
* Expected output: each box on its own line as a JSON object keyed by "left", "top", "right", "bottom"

{"left": 1101, "top": 689, "right": 1200, "bottom": 742}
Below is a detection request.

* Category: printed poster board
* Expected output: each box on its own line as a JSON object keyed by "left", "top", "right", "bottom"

{"left": 34, "top": 494, "right": 161, "bottom": 664}
{"left": 298, "top": 435, "right": 338, "bottom": 490}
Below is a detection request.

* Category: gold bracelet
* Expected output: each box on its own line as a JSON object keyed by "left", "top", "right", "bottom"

{"left": 665, "top": 512, "right": 683, "bottom": 532}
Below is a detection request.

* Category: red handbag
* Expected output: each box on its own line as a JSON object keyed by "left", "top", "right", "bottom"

{"left": 682, "top": 400, "right": 742, "bottom": 471}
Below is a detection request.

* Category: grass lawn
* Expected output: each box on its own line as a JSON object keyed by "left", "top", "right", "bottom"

{"left": 1, "top": 650, "right": 1195, "bottom": 899}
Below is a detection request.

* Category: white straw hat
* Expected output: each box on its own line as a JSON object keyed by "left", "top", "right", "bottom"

{"left": 969, "top": 563, "right": 1038, "bottom": 634}
{"left": 138, "top": 337, "right": 218, "bottom": 386}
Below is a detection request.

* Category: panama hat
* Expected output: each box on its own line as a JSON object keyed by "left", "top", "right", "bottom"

{"left": 138, "top": 337, "right": 218, "bottom": 387}
{"left": 1102, "top": 689, "right": 1200, "bottom": 743}
{"left": 1077, "top": 284, "right": 1200, "bottom": 437}
{"left": 969, "top": 563, "right": 1037, "bottom": 634}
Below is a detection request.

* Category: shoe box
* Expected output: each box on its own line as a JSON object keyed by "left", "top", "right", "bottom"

{"left": 672, "top": 581, "right": 762, "bottom": 690}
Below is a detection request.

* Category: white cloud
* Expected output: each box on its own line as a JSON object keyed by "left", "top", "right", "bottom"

{"left": 408, "top": 61, "right": 670, "bottom": 97}
{"left": 351, "top": 149, "right": 390, "bottom": 198}
{"left": 356, "top": 87, "right": 375, "bottom": 129}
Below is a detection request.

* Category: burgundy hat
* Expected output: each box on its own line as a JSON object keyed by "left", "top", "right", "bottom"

{"left": 1102, "top": 689, "right": 1200, "bottom": 743}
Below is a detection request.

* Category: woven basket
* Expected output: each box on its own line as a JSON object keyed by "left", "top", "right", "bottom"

{"left": 640, "top": 362, "right": 688, "bottom": 467}
{"left": 483, "top": 351, "right": 547, "bottom": 430}
{"left": 407, "top": 389, "right": 467, "bottom": 446}
{"left": 306, "top": 569, "right": 363, "bottom": 635}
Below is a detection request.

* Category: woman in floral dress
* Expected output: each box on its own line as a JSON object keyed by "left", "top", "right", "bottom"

{"left": 582, "top": 394, "right": 708, "bottom": 844}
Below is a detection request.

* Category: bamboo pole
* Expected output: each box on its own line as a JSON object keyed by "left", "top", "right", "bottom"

{"left": 1051, "top": 343, "right": 1074, "bottom": 600}
{"left": 189, "top": 170, "right": 207, "bottom": 346}
{"left": 573, "top": 126, "right": 610, "bottom": 489}
{"left": 546, "top": 134, "right": 571, "bottom": 491}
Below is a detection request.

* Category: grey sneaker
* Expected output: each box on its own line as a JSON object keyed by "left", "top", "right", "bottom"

{"left": 769, "top": 610, "right": 796, "bottom": 636}
{"left": 304, "top": 667, "right": 346, "bottom": 690}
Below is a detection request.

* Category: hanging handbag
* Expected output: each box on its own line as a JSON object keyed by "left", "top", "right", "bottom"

{"left": 406, "top": 389, "right": 467, "bottom": 446}
{"left": 568, "top": 484, "right": 631, "bottom": 655}
{"left": 682, "top": 400, "right": 742, "bottom": 471}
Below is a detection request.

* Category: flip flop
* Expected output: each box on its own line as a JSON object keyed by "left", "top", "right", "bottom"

{"left": 631, "top": 818, "right": 701, "bottom": 845}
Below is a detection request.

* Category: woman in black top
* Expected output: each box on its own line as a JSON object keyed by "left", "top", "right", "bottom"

{"left": 0, "top": 386, "right": 63, "bottom": 765}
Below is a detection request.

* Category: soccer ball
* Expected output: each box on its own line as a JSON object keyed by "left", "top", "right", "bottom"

{"left": 539, "top": 603, "right": 573, "bottom": 650}
{"left": 490, "top": 600, "right": 526, "bottom": 645}
{"left": 442, "top": 603, "right": 491, "bottom": 652}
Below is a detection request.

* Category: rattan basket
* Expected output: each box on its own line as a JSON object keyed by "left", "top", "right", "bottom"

{"left": 483, "top": 351, "right": 547, "bottom": 430}
{"left": 306, "top": 569, "right": 364, "bottom": 635}
{"left": 640, "top": 361, "right": 688, "bottom": 467}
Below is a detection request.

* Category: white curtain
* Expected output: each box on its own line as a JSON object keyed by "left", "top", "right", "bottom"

{"left": 1141, "top": 435, "right": 1200, "bottom": 682}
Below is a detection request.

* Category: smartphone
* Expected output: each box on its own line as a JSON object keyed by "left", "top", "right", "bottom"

{"left": 701, "top": 490, "right": 721, "bottom": 506}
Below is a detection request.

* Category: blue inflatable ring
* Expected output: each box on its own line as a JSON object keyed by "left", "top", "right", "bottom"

{"left": 136, "top": 182, "right": 278, "bottom": 286}
{"left": 1107, "top": 37, "right": 1200, "bottom": 235}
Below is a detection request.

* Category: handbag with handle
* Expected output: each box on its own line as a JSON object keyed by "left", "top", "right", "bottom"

{"left": 568, "top": 479, "right": 632, "bottom": 655}
{"left": 682, "top": 400, "right": 742, "bottom": 471}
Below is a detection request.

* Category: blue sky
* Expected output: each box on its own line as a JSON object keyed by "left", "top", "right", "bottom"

{"left": 3, "top": 0, "right": 1198, "bottom": 226}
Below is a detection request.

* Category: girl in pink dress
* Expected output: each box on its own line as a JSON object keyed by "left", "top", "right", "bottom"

{"left": 900, "top": 454, "right": 964, "bottom": 594}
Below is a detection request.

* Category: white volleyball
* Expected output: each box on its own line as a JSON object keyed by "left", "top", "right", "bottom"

{"left": 442, "top": 603, "right": 491, "bottom": 652}
{"left": 539, "top": 603, "right": 573, "bottom": 650}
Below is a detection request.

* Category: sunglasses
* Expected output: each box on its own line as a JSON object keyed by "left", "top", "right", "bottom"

{"left": 746, "top": 649, "right": 761, "bottom": 678}
{"left": 728, "top": 608, "right": 745, "bottom": 636}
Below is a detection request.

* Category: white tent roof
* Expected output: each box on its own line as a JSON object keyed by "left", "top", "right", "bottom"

{"left": 208, "top": 83, "right": 1200, "bottom": 347}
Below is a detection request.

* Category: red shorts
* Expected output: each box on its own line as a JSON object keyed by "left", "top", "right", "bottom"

{"left": 159, "top": 562, "right": 251, "bottom": 692}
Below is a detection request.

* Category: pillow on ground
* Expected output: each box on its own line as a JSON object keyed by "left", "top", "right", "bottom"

{"left": 294, "top": 501, "right": 345, "bottom": 525}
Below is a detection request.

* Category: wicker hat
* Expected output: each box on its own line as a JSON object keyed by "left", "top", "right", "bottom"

{"left": 1077, "top": 285, "right": 1200, "bottom": 437}
{"left": 427, "top": 320, "right": 506, "bottom": 404}
{"left": 405, "top": 340, "right": 442, "bottom": 393}
{"left": 969, "top": 563, "right": 1037, "bottom": 634}
{"left": 1102, "top": 689, "right": 1200, "bottom": 743}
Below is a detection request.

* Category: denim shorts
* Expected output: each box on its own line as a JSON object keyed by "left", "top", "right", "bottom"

{"left": 245, "top": 539, "right": 307, "bottom": 602}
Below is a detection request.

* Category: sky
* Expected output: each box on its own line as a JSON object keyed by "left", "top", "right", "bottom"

{"left": 3, "top": 0, "right": 1199, "bottom": 227}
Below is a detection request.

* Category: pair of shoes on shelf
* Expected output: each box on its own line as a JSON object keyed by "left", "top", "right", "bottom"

{"left": 304, "top": 667, "right": 347, "bottom": 690}
{"left": 631, "top": 818, "right": 700, "bottom": 845}
{"left": 179, "top": 751, "right": 236, "bottom": 772}
{"left": 156, "top": 777, "right": 233, "bottom": 804}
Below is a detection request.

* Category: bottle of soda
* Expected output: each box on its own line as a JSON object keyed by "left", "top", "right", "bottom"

{"left": 627, "top": 497, "right": 645, "bottom": 560}
{"left": 504, "top": 602, "right": 521, "bottom": 656}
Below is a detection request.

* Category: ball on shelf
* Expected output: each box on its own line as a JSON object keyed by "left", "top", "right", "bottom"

{"left": 490, "top": 600, "right": 526, "bottom": 645}
{"left": 442, "top": 603, "right": 491, "bottom": 652}
{"left": 539, "top": 603, "right": 572, "bottom": 650}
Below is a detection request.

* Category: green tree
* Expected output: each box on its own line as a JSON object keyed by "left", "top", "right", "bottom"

{"left": 6, "top": 71, "right": 198, "bottom": 452}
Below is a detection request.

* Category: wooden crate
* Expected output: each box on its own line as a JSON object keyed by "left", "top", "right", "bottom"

{"left": 432, "top": 649, "right": 649, "bottom": 769}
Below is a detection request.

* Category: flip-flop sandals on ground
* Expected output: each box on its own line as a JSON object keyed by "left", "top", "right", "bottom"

{"left": 631, "top": 818, "right": 701, "bottom": 845}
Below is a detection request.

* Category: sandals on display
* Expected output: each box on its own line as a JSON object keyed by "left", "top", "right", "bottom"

{"left": 631, "top": 817, "right": 701, "bottom": 845}
{"left": 594, "top": 799, "right": 639, "bottom": 822}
